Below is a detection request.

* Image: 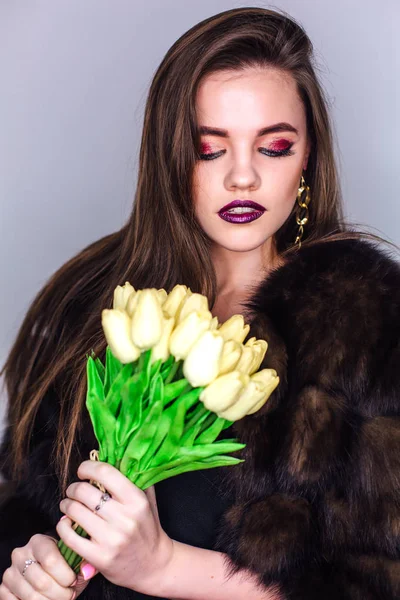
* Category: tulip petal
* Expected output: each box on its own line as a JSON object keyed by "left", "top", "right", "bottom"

{"left": 169, "top": 310, "right": 212, "bottom": 360}
{"left": 199, "top": 371, "right": 249, "bottom": 414}
{"left": 217, "top": 315, "right": 250, "bottom": 344}
{"left": 113, "top": 282, "right": 136, "bottom": 311}
{"left": 177, "top": 293, "right": 209, "bottom": 324}
{"left": 131, "top": 289, "right": 164, "bottom": 350}
{"left": 163, "top": 285, "right": 190, "bottom": 319}
{"left": 101, "top": 309, "right": 141, "bottom": 364}
{"left": 183, "top": 331, "right": 224, "bottom": 387}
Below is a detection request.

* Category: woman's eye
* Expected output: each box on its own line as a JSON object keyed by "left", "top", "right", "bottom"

{"left": 198, "top": 149, "right": 226, "bottom": 161}
{"left": 258, "top": 145, "right": 295, "bottom": 158}
{"left": 198, "top": 143, "right": 295, "bottom": 160}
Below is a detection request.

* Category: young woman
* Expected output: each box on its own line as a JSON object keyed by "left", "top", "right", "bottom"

{"left": 1, "top": 6, "right": 399, "bottom": 600}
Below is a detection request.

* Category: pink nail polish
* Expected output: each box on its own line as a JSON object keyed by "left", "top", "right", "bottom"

{"left": 81, "top": 563, "right": 96, "bottom": 581}
{"left": 60, "top": 515, "right": 68, "bottom": 521}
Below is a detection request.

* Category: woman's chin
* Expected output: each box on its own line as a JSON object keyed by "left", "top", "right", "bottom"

{"left": 211, "top": 233, "right": 272, "bottom": 253}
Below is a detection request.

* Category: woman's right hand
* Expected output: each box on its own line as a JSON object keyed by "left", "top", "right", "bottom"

{"left": 0, "top": 533, "right": 90, "bottom": 599}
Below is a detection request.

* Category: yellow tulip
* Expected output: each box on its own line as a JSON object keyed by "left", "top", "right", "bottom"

{"left": 199, "top": 371, "right": 250, "bottom": 414}
{"left": 169, "top": 309, "right": 212, "bottom": 360}
{"left": 126, "top": 289, "right": 142, "bottom": 317}
{"left": 157, "top": 289, "right": 168, "bottom": 305}
{"left": 183, "top": 331, "right": 224, "bottom": 387}
{"left": 245, "top": 369, "right": 279, "bottom": 414}
{"left": 130, "top": 289, "right": 164, "bottom": 350}
{"left": 210, "top": 316, "right": 219, "bottom": 330}
{"left": 219, "top": 368, "right": 279, "bottom": 420}
{"left": 101, "top": 309, "right": 141, "bottom": 364}
{"left": 244, "top": 338, "right": 268, "bottom": 374}
{"left": 234, "top": 345, "right": 254, "bottom": 375}
{"left": 113, "top": 282, "right": 136, "bottom": 311}
{"left": 151, "top": 317, "right": 175, "bottom": 363}
{"left": 163, "top": 285, "right": 190, "bottom": 319}
{"left": 217, "top": 315, "right": 250, "bottom": 343}
{"left": 218, "top": 339, "right": 242, "bottom": 375}
{"left": 177, "top": 292, "right": 209, "bottom": 324}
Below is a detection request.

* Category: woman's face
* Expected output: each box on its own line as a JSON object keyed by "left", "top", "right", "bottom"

{"left": 192, "top": 67, "right": 311, "bottom": 254}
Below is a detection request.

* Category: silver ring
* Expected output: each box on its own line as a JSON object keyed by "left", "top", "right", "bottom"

{"left": 22, "top": 558, "right": 38, "bottom": 577}
{"left": 94, "top": 492, "right": 111, "bottom": 513}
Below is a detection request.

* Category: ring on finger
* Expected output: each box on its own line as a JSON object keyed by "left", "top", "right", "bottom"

{"left": 22, "top": 559, "right": 38, "bottom": 577}
{"left": 94, "top": 492, "right": 111, "bottom": 513}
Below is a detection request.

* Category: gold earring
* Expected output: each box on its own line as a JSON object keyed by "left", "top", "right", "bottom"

{"left": 294, "top": 175, "right": 311, "bottom": 248}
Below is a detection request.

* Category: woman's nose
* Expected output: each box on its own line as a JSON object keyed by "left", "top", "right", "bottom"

{"left": 224, "top": 157, "right": 261, "bottom": 192}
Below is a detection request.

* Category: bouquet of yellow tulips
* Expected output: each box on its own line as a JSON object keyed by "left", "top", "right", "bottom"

{"left": 58, "top": 283, "right": 279, "bottom": 572}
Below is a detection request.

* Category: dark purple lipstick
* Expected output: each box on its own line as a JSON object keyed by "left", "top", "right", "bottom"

{"left": 218, "top": 199, "right": 265, "bottom": 224}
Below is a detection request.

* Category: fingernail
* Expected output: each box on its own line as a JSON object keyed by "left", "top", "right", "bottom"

{"left": 60, "top": 515, "right": 68, "bottom": 521}
{"left": 81, "top": 563, "right": 96, "bottom": 581}
{"left": 71, "top": 592, "right": 77, "bottom": 600}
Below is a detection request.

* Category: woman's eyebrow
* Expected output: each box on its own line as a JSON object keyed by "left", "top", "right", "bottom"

{"left": 198, "top": 122, "right": 299, "bottom": 137}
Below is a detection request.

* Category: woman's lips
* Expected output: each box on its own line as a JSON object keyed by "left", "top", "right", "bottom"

{"left": 218, "top": 211, "right": 264, "bottom": 224}
{"left": 219, "top": 199, "right": 265, "bottom": 212}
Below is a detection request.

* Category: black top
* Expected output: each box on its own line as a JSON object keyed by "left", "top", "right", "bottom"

{"left": 134, "top": 423, "right": 235, "bottom": 599}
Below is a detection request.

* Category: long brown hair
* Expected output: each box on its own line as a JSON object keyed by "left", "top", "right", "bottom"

{"left": 0, "top": 6, "right": 394, "bottom": 493}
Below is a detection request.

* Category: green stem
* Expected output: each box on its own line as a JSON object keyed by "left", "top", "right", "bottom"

{"left": 177, "top": 382, "right": 192, "bottom": 398}
{"left": 197, "top": 411, "right": 217, "bottom": 435}
{"left": 164, "top": 360, "right": 182, "bottom": 384}
{"left": 57, "top": 525, "right": 89, "bottom": 572}
{"left": 137, "top": 350, "right": 147, "bottom": 372}
{"left": 184, "top": 403, "right": 209, "bottom": 432}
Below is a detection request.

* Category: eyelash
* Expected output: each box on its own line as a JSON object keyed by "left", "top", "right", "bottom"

{"left": 198, "top": 145, "right": 295, "bottom": 161}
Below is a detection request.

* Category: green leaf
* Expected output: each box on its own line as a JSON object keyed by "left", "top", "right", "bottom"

{"left": 104, "top": 346, "right": 124, "bottom": 397}
{"left": 135, "top": 455, "right": 245, "bottom": 489}
{"left": 159, "top": 355, "right": 174, "bottom": 378}
{"left": 150, "top": 358, "right": 163, "bottom": 379}
{"left": 135, "top": 372, "right": 166, "bottom": 468}
{"left": 86, "top": 357, "right": 105, "bottom": 404}
{"left": 180, "top": 421, "right": 203, "bottom": 447}
{"left": 163, "top": 378, "right": 192, "bottom": 405}
{"left": 148, "top": 372, "right": 164, "bottom": 405}
{"left": 151, "top": 388, "right": 203, "bottom": 465}
{"left": 115, "top": 373, "right": 145, "bottom": 447}
{"left": 119, "top": 394, "right": 164, "bottom": 473}
{"left": 137, "top": 410, "right": 171, "bottom": 473}
{"left": 178, "top": 440, "right": 246, "bottom": 461}
{"left": 94, "top": 356, "right": 105, "bottom": 383}
{"left": 86, "top": 388, "right": 117, "bottom": 463}
{"left": 195, "top": 414, "right": 227, "bottom": 445}
{"left": 104, "top": 362, "right": 134, "bottom": 416}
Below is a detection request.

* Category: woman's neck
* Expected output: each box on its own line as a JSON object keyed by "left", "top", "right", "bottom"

{"left": 210, "top": 237, "right": 281, "bottom": 323}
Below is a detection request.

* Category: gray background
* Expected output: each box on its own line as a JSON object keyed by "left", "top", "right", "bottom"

{"left": 0, "top": 0, "right": 399, "bottom": 436}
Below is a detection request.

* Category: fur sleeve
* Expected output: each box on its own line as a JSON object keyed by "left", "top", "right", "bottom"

{"left": 215, "top": 239, "right": 400, "bottom": 600}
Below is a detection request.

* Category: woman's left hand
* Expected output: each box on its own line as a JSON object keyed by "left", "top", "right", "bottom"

{"left": 56, "top": 461, "right": 174, "bottom": 595}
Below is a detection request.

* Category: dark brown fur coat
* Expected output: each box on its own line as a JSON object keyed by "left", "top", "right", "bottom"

{"left": 1, "top": 237, "right": 400, "bottom": 599}
{"left": 215, "top": 237, "right": 400, "bottom": 599}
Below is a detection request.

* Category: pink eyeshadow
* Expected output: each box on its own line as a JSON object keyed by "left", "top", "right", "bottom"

{"left": 200, "top": 142, "right": 213, "bottom": 153}
{"left": 269, "top": 139, "right": 292, "bottom": 151}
